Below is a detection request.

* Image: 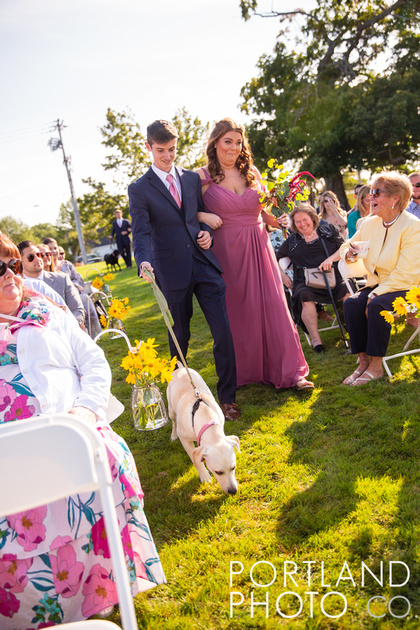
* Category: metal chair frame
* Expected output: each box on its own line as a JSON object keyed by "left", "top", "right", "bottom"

{"left": 338, "top": 258, "right": 420, "bottom": 378}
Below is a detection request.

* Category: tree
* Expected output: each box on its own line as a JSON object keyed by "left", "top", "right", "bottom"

{"left": 99, "top": 106, "right": 209, "bottom": 190}
{"left": 77, "top": 178, "right": 129, "bottom": 234}
{"left": 100, "top": 108, "right": 149, "bottom": 190}
{"left": 240, "top": 0, "right": 420, "bottom": 207}
{"left": 30, "top": 223, "right": 60, "bottom": 244}
{"left": 0, "top": 216, "right": 33, "bottom": 244}
{"left": 172, "top": 107, "right": 209, "bottom": 170}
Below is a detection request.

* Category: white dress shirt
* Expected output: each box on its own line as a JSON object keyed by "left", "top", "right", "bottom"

{"left": 152, "top": 163, "right": 182, "bottom": 202}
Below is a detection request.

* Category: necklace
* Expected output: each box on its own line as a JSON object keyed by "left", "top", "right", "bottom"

{"left": 382, "top": 212, "right": 401, "bottom": 228}
{"left": 304, "top": 230, "right": 318, "bottom": 243}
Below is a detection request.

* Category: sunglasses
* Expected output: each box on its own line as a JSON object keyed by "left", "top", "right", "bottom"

{"left": 0, "top": 259, "right": 23, "bottom": 277}
{"left": 370, "top": 188, "right": 387, "bottom": 198}
{"left": 40, "top": 252, "right": 51, "bottom": 259}
{"left": 26, "top": 252, "right": 42, "bottom": 262}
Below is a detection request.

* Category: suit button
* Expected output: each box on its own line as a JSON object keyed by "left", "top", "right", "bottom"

{"left": 186, "top": 244, "right": 191, "bottom": 248}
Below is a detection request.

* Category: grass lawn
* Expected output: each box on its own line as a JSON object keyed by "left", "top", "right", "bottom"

{"left": 82, "top": 263, "right": 420, "bottom": 629}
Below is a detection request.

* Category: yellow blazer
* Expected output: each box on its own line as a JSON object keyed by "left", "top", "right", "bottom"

{"left": 340, "top": 211, "right": 420, "bottom": 296}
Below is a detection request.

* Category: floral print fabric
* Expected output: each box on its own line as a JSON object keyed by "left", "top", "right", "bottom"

{"left": 0, "top": 300, "right": 166, "bottom": 628}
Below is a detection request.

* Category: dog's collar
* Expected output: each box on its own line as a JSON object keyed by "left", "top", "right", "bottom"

{"left": 191, "top": 397, "right": 207, "bottom": 428}
{"left": 197, "top": 420, "right": 217, "bottom": 447}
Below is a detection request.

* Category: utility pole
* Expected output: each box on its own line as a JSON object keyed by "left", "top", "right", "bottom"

{"left": 48, "top": 120, "right": 87, "bottom": 264}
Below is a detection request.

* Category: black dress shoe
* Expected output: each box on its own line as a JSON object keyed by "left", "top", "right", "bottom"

{"left": 220, "top": 403, "right": 240, "bottom": 420}
{"left": 313, "top": 344, "right": 325, "bottom": 353}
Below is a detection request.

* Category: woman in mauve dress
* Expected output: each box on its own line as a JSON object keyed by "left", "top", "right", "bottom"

{"left": 196, "top": 118, "right": 313, "bottom": 392}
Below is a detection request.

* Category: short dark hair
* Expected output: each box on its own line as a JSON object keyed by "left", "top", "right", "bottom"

{"left": 18, "top": 240, "right": 35, "bottom": 254}
{"left": 146, "top": 120, "right": 178, "bottom": 145}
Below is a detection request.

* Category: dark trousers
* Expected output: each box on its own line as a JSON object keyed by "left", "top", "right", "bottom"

{"left": 344, "top": 286, "right": 408, "bottom": 356}
{"left": 117, "top": 237, "right": 132, "bottom": 268}
{"left": 163, "top": 257, "right": 237, "bottom": 404}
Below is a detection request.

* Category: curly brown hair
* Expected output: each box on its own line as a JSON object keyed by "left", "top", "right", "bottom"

{"left": 206, "top": 118, "right": 256, "bottom": 186}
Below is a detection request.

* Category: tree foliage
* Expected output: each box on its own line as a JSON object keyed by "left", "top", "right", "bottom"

{"left": 100, "top": 108, "right": 148, "bottom": 189}
{"left": 240, "top": 0, "right": 420, "bottom": 206}
{"left": 77, "top": 178, "right": 129, "bottom": 234}
{"left": 99, "top": 106, "right": 209, "bottom": 190}
{"left": 172, "top": 107, "right": 209, "bottom": 170}
{"left": 0, "top": 217, "right": 33, "bottom": 245}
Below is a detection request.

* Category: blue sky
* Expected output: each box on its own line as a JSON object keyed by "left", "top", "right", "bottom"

{"left": 0, "top": 0, "right": 311, "bottom": 226}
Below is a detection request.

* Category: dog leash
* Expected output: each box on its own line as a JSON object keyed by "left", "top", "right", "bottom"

{"left": 142, "top": 269, "right": 201, "bottom": 401}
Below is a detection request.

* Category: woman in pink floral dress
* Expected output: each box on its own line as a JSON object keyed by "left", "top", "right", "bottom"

{"left": 0, "top": 232, "right": 165, "bottom": 628}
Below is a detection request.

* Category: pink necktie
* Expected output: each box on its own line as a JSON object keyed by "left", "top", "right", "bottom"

{"left": 166, "top": 174, "right": 181, "bottom": 208}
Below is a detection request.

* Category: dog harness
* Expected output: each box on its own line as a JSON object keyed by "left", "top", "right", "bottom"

{"left": 191, "top": 397, "right": 205, "bottom": 428}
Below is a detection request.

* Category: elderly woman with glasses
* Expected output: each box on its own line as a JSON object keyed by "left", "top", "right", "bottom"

{"left": 0, "top": 231, "right": 165, "bottom": 626}
{"left": 341, "top": 172, "right": 420, "bottom": 386}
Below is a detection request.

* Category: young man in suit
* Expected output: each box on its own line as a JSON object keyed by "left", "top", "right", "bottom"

{"left": 110, "top": 209, "right": 132, "bottom": 268}
{"left": 128, "top": 120, "right": 239, "bottom": 420}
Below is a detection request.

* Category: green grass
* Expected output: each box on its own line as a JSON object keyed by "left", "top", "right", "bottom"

{"left": 80, "top": 263, "right": 420, "bottom": 629}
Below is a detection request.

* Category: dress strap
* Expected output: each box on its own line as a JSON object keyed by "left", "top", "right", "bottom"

{"left": 199, "top": 168, "right": 213, "bottom": 186}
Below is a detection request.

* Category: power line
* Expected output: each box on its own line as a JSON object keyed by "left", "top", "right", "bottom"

{"left": 0, "top": 122, "right": 53, "bottom": 145}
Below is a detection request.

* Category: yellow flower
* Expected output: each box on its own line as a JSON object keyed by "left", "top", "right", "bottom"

{"left": 267, "top": 158, "right": 276, "bottom": 169}
{"left": 102, "top": 273, "right": 114, "bottom": 281}
{"left": 125, "top": 373, "right": 136, "bottom": 385}
{"left": 381, "top": 310, "right": 395, "bottom": 325}
{"left": 392, "top": 297, "right": 407, "bottom": 316}
{"left": 121, "top": 340, "right": 176, "bottom": 386}
{"left": 91, "top": 277, "right": 103, "bottom": 290}
{"left": 406, "top": 286, "right": 420, "bottom": 310}
{"left": 99, "top": 315, "right": 107, "bottom": 328}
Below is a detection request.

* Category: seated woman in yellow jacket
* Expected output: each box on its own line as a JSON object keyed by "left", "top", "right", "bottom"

{"left": 340, "top": 171, "right": 420, "bottom": 386}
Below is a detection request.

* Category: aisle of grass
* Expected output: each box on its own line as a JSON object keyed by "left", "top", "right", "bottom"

{"left": 82, "top": 263, "right": 420, "bottom": 629}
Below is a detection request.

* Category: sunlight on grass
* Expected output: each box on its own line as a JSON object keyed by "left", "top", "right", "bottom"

{"left": 100, "top": 271, "right": 420, "bottom": 629}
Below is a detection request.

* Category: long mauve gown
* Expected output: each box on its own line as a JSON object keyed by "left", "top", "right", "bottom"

{"left": 201, "top": 170, "right": 309, "bottom": 388}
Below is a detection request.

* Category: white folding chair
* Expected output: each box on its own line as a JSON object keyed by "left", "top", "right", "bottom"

{"left": 338, "top": 257, "right": 367, "bottom": 295}
{"left": 0, "top": 414, "right": 138, "bottom": 630}
{"left": 338, "top": 259, "right": 420, "bottom": 377}
{"left": 279, "top": 257, "right": 339, "bottom": 345}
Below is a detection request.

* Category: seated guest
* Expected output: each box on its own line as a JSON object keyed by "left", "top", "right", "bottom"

{"left": 38, "top": 243, "right": 55, "bottom": 271}
{"left": 341, "top": 171, "right": 420, "bottom": 385}
{"left": 18, "top": 240, "right": 85, "bottom": 328}
{"left": 318, "top": 191, "right": 348, "bottom": 238}
{"left": 0, "top": 231, "right": 166, "bottom": 626}
{"left": 16, "top": 246, "right": 66, "bottom": 306}
{"left": 276, "top": 204, "right": 349, "bottom": 352}
{"left": 406, "top": 171, "right": 420, "bottom": 220}
{"left": 347, "top": 185, "right": 370, "bottom": 238}
{"left": 43, "top": 237, "right": 101, "bottom": 338}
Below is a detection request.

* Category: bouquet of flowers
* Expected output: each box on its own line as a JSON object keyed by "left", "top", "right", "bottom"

{"left": 259, "top": 159, "right": 315, "bottom": 235}
{"left": 121, "top": 338, "right": 177, "bottom": 387}
{"left": 381, "top": 286, "right": 420, "bottom": 328}
{"left": 108, "top": 297, "right": 130, "bottom": 320}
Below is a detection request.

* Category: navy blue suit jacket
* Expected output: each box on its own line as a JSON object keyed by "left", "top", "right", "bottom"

{"left": 128, "top": 166, "right": 222, "bottom": 292}
{"left": 111, "top": 219, "right": 131, "bottom": 249}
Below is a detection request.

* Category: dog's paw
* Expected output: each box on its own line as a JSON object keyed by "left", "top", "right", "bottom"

{"left": 199, "top": 470, "right": 212, "bottom": 484}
